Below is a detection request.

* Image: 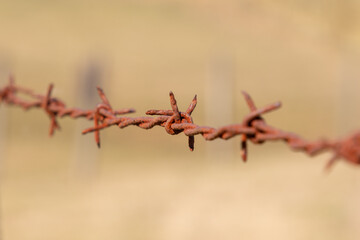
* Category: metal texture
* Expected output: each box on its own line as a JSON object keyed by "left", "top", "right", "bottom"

{"left": 1, "top": 77, "right": 359, "bottom": 169}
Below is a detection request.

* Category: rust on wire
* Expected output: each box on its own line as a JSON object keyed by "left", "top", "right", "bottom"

{"left": 1, "top": 77, "right": 360, "bottom": 170}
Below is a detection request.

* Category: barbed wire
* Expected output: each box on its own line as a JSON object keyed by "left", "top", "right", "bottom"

{"left": 0, "top": 77, "right": 359, "bottom": 169}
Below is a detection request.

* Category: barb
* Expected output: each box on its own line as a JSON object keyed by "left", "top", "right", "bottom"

{"left": 1, "top": 77, "right": 359, "bottom": 170}
{"left": 0, "top": 77, "right": 135, "bottom": 146}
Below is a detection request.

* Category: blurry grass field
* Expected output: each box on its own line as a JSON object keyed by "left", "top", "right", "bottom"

{"left": 3, "top": 141, "right": 360, "bottom": 240}
{"left": 1, "top": 0, "right": 360, "bottom": 239}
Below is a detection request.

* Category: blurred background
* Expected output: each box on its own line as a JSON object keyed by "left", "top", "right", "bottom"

{"left": 1, "top": 0, "right": 360, "bottom": 239}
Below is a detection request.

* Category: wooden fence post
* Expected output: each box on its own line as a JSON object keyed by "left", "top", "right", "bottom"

{"left": 205, "top": 54, "right": 236, "bottom": 163}
{"left": 72, "top": 59, "right": 104, "bottom": 181}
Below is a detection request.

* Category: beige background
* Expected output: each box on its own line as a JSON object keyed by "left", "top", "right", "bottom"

{"left": 1, "top": 0, "right": 360, "bottom": 239}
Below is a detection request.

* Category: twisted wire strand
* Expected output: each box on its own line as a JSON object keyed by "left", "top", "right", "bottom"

{"left": 1, "top": 77, "right": 359, "bottom": 170}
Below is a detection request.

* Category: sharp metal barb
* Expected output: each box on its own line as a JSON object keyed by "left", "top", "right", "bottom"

{"left": 97, "top": 87, "right": 112, "bottom": 108}
{"left": 186, "top": 95, "right": 197, "bottom": 115}
{"left": 169, "top": 91, "right": 181, "bottom": 121}
{"left": 241, "top": 91, "right": 257, "bottom": 111}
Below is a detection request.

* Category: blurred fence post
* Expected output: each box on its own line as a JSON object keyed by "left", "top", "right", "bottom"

{"left": 0, "top": 107, "right": 4, "bottom": 240}
{"left": 0, "top": 68, "right": 9, "bottom": 174}
{"left": 328, "top": 0, "right": 360, "bottom": 135}
{"left": 0, "top": 72, "right": 9, "bottom": 240}
{"left": 72, "top": 59, "right": 104, "bottom": 181}
{"left": 0, "top": 105, "right": 6, "bottom": 174}
{"left": 205, "top": 54, "right": 235, "bottom": 163}
{"left": 338, "top": 49, "right": 360, "bottom": 135}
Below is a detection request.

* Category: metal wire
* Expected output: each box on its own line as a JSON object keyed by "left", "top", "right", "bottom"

{"left": 1, "top": 77, "right": 359, "bottom": 169}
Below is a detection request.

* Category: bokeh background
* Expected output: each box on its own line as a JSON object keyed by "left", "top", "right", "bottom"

{"left": 1, "top": 0, "right": 360, "bottom": 239}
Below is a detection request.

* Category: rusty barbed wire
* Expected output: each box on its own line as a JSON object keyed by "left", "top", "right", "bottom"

{"left": 0, "top": 77, "right": 359, "bottom": 169}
